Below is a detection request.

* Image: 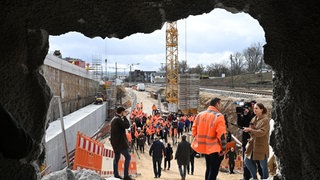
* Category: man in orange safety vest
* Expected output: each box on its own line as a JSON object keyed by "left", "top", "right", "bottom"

{"left": 191, "top": 97, "right": 227, "bottom": 180}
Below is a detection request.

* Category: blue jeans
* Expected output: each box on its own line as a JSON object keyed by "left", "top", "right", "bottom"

{"left": 244, "top": 156, "right": 269, "bottom": 179}
{"left": 178, "top": 164, "right": 187, "bottom": 179}
{"left": 204, "top": 152, "right": 224, "bottom": 180}
{"left": 113, "top": 148, "right": 131, "bottom": 177}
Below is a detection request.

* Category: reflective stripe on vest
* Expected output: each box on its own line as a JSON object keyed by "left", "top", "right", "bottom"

{"left": 205, "top": 109, "right": 222, "bottom": 127}
{"left": 192, "top": 109, "right": 223, "bottom": 154}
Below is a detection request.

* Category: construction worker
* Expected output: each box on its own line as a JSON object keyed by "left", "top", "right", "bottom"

{"left": 191, "top": 97, "right": 227, "bottom": 180}
{"left": 152, "top": 104, "right": 157, "bottom": 115}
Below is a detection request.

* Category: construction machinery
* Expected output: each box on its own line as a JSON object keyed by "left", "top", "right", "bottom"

{"left": 165, "top": 21, "right": 179, "bottom": 112}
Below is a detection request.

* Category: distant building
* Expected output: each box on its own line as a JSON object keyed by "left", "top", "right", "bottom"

{"left": 129, "top": 70, "right": 156, "bottom": 83}
{"left": 152, "top": 71, "right": 166, "bottom": 83}
{"left": 144, "top": 71, "right": 157, "bottom": 82}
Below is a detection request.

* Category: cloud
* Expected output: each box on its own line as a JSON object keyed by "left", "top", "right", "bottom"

{"left": 49, "top": 8, "right": 265, "bottom": 72}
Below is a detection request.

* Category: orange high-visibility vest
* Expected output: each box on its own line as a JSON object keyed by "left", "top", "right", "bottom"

{"left": 152, "top": 105, "right": 157, "bottom": 111}
{"left": 126, "top": 132, "right": 132, "bottom": 142}
{"left": 191, "top": 106, "right": 227, "bottom": 155}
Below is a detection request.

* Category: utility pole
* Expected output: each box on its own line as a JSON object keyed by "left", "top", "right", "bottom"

{"left": 129, "top": 63, "right": 140, "bottom": 84}
{"left": 115, "top": 62, "right": 117, "bottom": 80}
{"left": 104, "top": 59, "right": 108, "bottom": 80}
{"left": 230, "top": 54, "right": 234, "bottom": 88}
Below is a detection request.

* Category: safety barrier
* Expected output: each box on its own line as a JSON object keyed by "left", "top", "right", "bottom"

{"left": 118, "top": 154, "right": 138, "bottom": 177}
{"left": 73, "top": 131, "right": 104, "bottom": 174}
{"left": 101, "top": 145, "right": 115, "bottom": 176}
{"left": 219, "top": 154, "right": 243, "bottom": 172}
{"left": 73, "top": 131, "right": 138, "bottom": 177}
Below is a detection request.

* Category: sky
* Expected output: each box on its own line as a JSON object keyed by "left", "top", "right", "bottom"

{"left": 48, "top": 8, "right": 265, "bottom": 72}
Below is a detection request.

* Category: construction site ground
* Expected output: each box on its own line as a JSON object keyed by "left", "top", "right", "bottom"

{"left": 104, "top": 86, "right": 273, "bottom": 180}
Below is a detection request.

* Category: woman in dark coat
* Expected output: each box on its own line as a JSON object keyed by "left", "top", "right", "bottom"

{"left": 164, "top": 143, "right": 173, "bottom": 170}
{"left": 175, "top": 135, "right": 191, "bottom": 180}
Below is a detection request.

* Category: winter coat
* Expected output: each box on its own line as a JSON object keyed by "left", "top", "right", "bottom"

{"left": 165, "top": 146, "right": 173, "bottom": 160}
{"left": 175, "top": 140, "right": 191, "bottom": 166}
{"left": 149, "top": 139, "right": 165, "bottom": 160}
{"left": 137, "top": 134, "right": 146, "bottom": 146}
{"left": 110, "top": 114, "right": 130, "bottom": 152}
{"left": 178, "top": 121, "right": 184, "bottom": 130}
{"left": 227, "top": 150, "right": 237, "bottom": 162}
{"left": 245, "top": 114, "right": 270, "bottom": 160}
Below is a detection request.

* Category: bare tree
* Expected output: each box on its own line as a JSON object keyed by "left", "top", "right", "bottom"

{"left": 179, "top": 60, "right": 189, "bottom": 73}
{"left": 188, "top": 64, "right": 204, "bottom": 75}
{"left": 206, "top": 62, "right": 229, "bottom": 77}
{"left": 230, "top": 52, "right": 245, "bottom": 75}
{"left": 243, "top": 42, "right": 263, "bottom": 73}
{"left": 158, "top": 63, "right": 166, "bottom": 71}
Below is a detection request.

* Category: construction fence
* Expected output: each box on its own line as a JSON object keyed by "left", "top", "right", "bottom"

{"left": 73, "top": 131, "right": 138, "bottom": 177}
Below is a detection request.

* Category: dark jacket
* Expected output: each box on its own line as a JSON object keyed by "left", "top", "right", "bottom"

{"left": 227, "top": 150, "right": 237, "bottom": 162}
{"left": 178, "top": 121, "right": 184, "bottom": 130}
{"left": 149, "top": 139, "right": 165, "bottom": 160}
{"left": 165, "top": 146, "right": 173, "bottom": 160}
{"left": 137, "top": 133, "right": 146, "bottom": 146}
{"left": 110, "top": 114, "right": 130, "bottom": 152}
{"left": 237, "top": 112, "right": 255, "bottom": 144}
{"left": 175, "top": 139, "right": 191, "bottom": 165}
{"left": 190, "top": 148, "right": 196, "bottom": 160}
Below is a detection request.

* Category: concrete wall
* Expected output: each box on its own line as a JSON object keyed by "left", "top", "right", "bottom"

{"left": 45, "top": 102, "right": 107, "bottom": 172}
{"left": 41, "top": 54, "right": 100, "bottom": 122}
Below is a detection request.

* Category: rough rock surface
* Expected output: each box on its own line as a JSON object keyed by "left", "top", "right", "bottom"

{"left": 1, "top": 1, "right": 320, "bottom": 179}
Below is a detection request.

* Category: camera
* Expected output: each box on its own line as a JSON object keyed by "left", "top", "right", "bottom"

{"left": 235, "top": 102, "right": 252, "bottom": 114}
{"left": 236, "top": 106, "right": 245, "bottom": 114}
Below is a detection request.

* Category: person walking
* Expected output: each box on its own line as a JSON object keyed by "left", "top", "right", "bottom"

{"left": 175, "top": 135, "right": 191, "bottom": 180}
{"left": 149, "top": 136, "right": 165, "bottom": 178}
{"left": 243, "top": 103, "right": 270, "bottom": 180}
{"left": 110, "top": 107, "right": 133, "bottom": 180}
{"left": 187, "top": 148, "right": 196, "bottom": 175}
{"left": 191, "top": 97, "right": 227, "bottom": 180}
{"left": 226, "top": 147, "right": 237, "bottom": 174}
{"left": 164, "top": 143, "right": 173, "bottom": 170}
{"left": 152, "top": 104, "right": 157, "bottom": 115}
{"left": 137, "top": 132, "right": 146, "bottom": 153}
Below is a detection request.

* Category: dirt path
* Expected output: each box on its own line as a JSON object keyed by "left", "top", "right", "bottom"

{"left": 126, "top": 89, "right": 243, "bottom": 180}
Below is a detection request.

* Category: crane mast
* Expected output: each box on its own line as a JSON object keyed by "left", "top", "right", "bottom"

{"left": 165, "top": 21, "right": 179, "bottom": 108}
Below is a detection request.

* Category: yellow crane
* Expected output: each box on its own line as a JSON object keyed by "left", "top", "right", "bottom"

{"left": 165, "top": 21, "right": 179, "bottom": 110}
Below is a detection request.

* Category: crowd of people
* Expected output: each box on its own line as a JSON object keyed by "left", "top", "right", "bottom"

{"left": 110, "top": 98, "right": 271, "bottom": 180}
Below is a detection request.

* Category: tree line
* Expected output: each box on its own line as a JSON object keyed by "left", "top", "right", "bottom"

{"left": 160, "top": 42, "right": 272, "bottom": 77}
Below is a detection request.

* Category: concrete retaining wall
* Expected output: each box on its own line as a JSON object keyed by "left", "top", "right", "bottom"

{"left": 41, "top": 54, "right": 100, "bottom": 122}
{"left": 45, "top": 102, "right": 107, "bottom": 172}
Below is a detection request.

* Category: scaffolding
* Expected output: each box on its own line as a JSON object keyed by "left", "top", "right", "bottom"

{"left": 91, "top": 58, "right": 103, "bottom": 81}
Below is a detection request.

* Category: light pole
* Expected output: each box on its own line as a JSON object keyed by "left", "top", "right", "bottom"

{"left": 129, "top": 63, "right": 140, "bottom": 84}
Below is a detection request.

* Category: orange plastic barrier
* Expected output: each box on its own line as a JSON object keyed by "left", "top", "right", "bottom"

{"left": 220, "top": 154, "right": 243, "bottom": 172}
{"left": 73, "top": 131, "right": 138, "bottom": 177}
{"left": 101, "top": 146, "right": 115, "bottom": 176}
{"left": 118, "top": 153, "right": 138, "bottom": 177}
{"left": 73, "top": 131, "right": 104, "bottom": 174}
